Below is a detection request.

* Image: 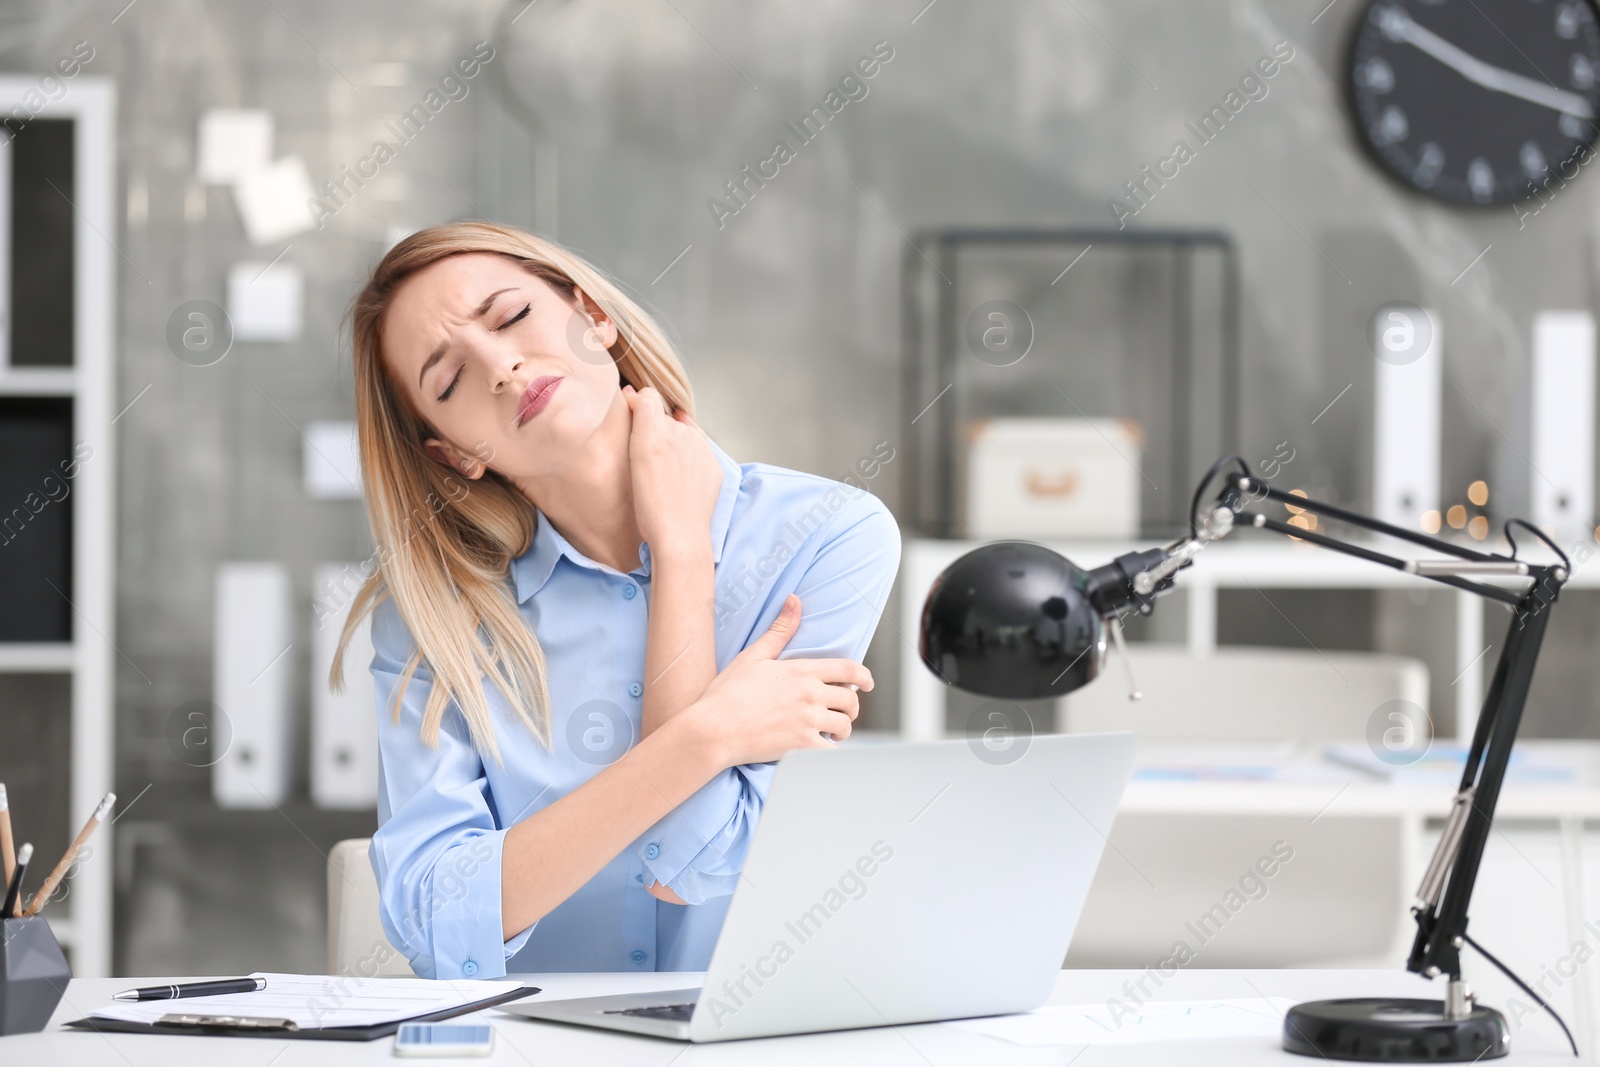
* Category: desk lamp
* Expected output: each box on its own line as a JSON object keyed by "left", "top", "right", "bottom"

{"left": 918, "top": 454, "right": 1573, "bottom": 1061}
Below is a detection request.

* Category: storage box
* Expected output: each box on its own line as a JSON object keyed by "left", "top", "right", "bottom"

{"left": 961, "top": 417, "right": 1143, "bottom": 539}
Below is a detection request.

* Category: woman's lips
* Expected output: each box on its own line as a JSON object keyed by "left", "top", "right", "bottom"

{"left": 517, "top": 376, "right": 562, "bottom": 426}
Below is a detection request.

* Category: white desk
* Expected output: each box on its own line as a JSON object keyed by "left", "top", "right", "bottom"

{"left": 15, "top": 968, "right": 1574, "bottom": 1063}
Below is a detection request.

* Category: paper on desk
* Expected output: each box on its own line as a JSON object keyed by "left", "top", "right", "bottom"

{"left": 1323, "top": 743, "right": 1580, "bottom": 786}
{"left": 90, "top": 973, "right": 524, "bottom": 1029}
{"left": 1132, "top": 743, "right": 1354, "bottom": 784}
{"left": 947, "top": 997, "right": 1298, "bottom": 1046}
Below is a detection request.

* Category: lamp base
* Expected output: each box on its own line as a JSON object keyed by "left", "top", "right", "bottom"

{"left": 1282, "top": 998, "right": 1508, "bottom": 1061}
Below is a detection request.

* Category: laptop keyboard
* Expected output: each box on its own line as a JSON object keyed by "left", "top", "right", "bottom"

{"left": 605, "top": 1002, "right": 695, "bottom": 1022}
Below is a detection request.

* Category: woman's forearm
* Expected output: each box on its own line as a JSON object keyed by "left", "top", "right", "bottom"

{"left": 500, "top": 709, "right": 725, "bottom": 941}
{"left": 639, "top": 543, "right": 718, "bottom": 739}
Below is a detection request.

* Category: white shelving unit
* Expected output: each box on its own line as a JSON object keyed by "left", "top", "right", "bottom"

{"left": 899, "top": 536, "right": 1599, "bottom": 745}
{"left": 0, "top": 77, "right": 117, "bottom": 977}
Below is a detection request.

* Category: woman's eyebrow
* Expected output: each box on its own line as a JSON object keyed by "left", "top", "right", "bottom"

{"left": 416, "top": 287, "right": 521, "bottom": 390}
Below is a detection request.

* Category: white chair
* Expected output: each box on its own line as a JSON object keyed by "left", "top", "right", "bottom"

{"left": 328, "top": 837, "right": 414, "bottom": 977}
{"left": 1061, "top": 645, "right": 1429, "bottom": 738}
{"left": 1061, "top": 646, "right": 1427, "bottom": 969}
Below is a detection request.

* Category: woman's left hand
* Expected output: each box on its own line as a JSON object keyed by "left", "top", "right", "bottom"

{"left": 623, "top": 383, "right": 722, "bottom": 559}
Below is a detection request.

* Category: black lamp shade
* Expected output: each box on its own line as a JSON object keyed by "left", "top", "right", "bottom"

{"left": 918, "top": 542, "right": 1106, "bottom": 700}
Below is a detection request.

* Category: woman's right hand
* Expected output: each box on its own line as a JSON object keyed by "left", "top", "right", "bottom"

{"left": 621, "top": 383, "right": 722, "bottom": 560}
{"left": 686, "top": 594, "right": 874, "bottom": 767}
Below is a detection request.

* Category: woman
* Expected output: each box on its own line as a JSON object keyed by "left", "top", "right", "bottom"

{"left": 330, "top": 221, "right": 901, "bottom": 980}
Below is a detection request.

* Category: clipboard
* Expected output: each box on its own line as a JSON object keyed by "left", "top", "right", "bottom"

{"left": 63, "top": 984, "right": 540, "bottom": 1042}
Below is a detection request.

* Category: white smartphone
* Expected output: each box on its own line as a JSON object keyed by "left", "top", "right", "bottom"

{"left": 393, "top": 1022, "right": 494, "bottom": 1057}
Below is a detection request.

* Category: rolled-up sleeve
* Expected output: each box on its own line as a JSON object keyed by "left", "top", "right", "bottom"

{"left": 635, "top": 489, "right": 902, "bottom": 903}
{"left": 368, "top": 596, "right": 537, "bottom": 980}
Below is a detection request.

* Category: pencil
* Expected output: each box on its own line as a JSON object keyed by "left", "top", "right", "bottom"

{"left": 0, "top": 784, "right": 14, "bottom": 891}
{"left": 23, "top": 792, "right": 114, "bottom": 918}
{"left": 3, "top": 842, "right": 30, "bottom": 919}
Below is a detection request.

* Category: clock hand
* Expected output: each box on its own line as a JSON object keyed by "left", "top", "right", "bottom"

{"left": 1378, "top": 4, "right": 1595, "bottom": 120}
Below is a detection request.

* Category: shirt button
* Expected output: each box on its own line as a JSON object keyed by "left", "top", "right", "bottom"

{"left": 631, "top": 950, "right": 647, "bottom": 964}
{"left": 462, "top": 960, "right": 478, "bottom": 977}
{"left": 635, "top": 873, "right": 644, "bottom": 883}
{"left": 645, "top": 842, "right": 661, "bottom": 859}
{"left": 623, "top": 584, "right": 636, "bottom": 599}
{"left": 629, "top": 681, "right": 643, "bottom": 697}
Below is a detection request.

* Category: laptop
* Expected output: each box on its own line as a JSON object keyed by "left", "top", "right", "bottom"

{"left": 500, "top": 732, "right": 1136, "bottom": 1042}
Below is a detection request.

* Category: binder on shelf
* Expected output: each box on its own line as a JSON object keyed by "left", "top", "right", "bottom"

{"left": 1530, "top": 310, "right": 1595, "bottom": 545}
{"left": 310, "top": 563, "right": 378, "bottom": 809}
{"left": 1371, "top": 306, "right": 1441, "bottom": 531}
{"left": 213, "top": 563, "right": 294, "bottom": 808}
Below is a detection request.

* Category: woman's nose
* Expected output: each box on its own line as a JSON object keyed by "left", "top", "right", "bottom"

{"left": 490, "top": 350, "right": 525, "bottom": 393}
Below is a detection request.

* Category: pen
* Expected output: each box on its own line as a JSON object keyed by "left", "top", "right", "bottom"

{"left": 24, "top": 791, "right": 114, "bottom": 917}
{"left": 110, "top": 977, "right": 267, "bottom": 1002}
{"left": 2, "top": 842, "right": 31, "bottom": 919}
{"left": 0, "top": 784, "right": 14, "bottom": 890}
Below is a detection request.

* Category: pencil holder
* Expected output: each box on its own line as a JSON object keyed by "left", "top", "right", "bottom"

{"left": 0, "top": 915, "right": 71, "bottom": 1035}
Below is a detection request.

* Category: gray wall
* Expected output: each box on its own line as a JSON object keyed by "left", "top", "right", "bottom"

{"left": 1, "top": 0, "right": 1594, "bottom": 974}
{"left": 484, "top": 0, "right": 1599, "bottom": 735}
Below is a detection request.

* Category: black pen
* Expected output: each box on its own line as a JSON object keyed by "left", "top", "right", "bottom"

{"left": 110, "top": 977, "right": 267, "bottom": 1002}
{"left": 2, "top": 842, "right": 30, "bottom": 918}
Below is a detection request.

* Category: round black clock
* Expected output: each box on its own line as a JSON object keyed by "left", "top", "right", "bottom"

{"left": 1348, "top": 0, "right": 1600, "bottom": 205}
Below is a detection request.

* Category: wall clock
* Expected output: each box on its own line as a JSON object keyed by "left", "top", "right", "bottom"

{"left": 1348, "top": 0, "right": 1600, "bottom": 204}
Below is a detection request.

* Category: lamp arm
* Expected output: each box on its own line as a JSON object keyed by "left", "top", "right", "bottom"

{"left": 1231, "top": 509, "right": 1526, "bottom": 606}
{"left": 1186, "top": 468, "right": 1571, "bottom": 989}
{"left": 1236, "top": 478, "right": 1510, "bottom": 562}
{"left": 1409, "top": 600, "right": 1554, "bottom": 982}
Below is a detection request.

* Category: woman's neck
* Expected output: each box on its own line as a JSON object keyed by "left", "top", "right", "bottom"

{"left": 512, "top": 400, "right": 642, "bottom": 573}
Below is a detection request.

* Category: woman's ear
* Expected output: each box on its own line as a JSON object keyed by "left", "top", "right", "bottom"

{"left": 423, "top": 436, "right": 486, "bottom": 480}
{"left": 572, "top": 286, "right": 619, "bottom": 350}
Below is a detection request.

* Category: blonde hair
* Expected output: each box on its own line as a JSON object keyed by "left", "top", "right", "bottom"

{"left": 329, "top": 221, "right": 696, "bottom": 764}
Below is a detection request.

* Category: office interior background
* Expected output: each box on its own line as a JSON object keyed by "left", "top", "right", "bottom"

{"left": 1, "top": 0, "right": 1599, "bottom": 1050}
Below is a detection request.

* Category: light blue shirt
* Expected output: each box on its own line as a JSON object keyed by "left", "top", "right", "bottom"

{"left": 369, "top": 437, "right": 901, "bottom": 979}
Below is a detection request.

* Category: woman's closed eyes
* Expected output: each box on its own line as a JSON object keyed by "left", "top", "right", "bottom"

{"left": 500, "top": 302, "right": 531, "bottom": 332}
{"left": 437, "top": 302, "right": 533, "bottom": 402}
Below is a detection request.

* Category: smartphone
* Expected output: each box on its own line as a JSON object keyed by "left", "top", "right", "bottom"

{"left": 394, "top": 1022, "right": 494, "bottom": 1057}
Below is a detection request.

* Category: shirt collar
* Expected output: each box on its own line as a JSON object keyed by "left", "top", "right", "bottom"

{"left": 512, "top": 436, "right": 742, "bottom": 604}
